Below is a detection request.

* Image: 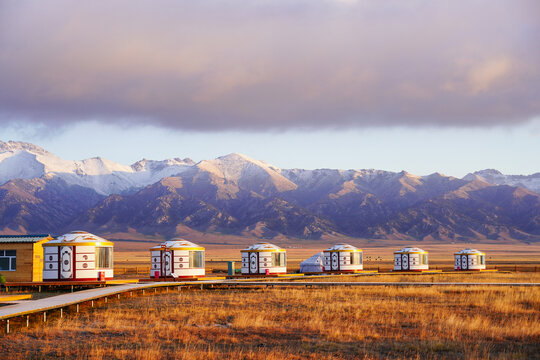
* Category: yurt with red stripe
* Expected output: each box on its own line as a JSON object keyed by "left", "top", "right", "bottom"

{"left": 241, "top": 242, "right": 286, "bottom": 275}
{"left": 43, "top": 231, "right": 114, "bottom": 281}
{"left": 454, "top": 248, "right": 486, "bottom": 271}
{"left": 393, "top": 246, "right": 429, "bottom": 271}
{"left": 323, "top": 243, "right": 363, "bottom": 272}
{"left": 150, "top": 239, "right": 205, "bottom": 278}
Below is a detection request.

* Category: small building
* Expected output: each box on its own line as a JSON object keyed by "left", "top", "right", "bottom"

{"left": 43, "top": 231, "right": 114, "bottom": 281}
{"left": 454, "top": 248, "right": 486, "bottom": 271}
{"left": 323, "top": 243, "right": 363, "bottom": 272}
{"left": 241, "top": 242, "right": 286, "bottom": 275}
{"left": 394, "top": 246, "right": 429, "bottom": 271}
{"left": 149, "top": 239, "right": 205, "bottom": 278}
{"left": 300, "top": 252, "right": 324, "bottom": 273}
{"left": 0, "top": 234, "right": 52, "bottom": 282}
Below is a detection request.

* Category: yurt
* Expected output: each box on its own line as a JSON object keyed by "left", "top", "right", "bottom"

{"left": 300, "top": 252, "right": 324, "bottom": 273}
{"left": 150, "top": 239, "right": 205, "bottom": 278}
{"left": 241, "top": 243, "right": 286, "bottom": 275}
{"left": 393, "top": 246, "right": 428, "bottom": 271}
{"left": 43, "top": 231, "right": 114, "bottom": 281}
{"left": 323, "top": 244, "right": 363, "bottom": 272}
{"left": 454, "top": 248, "right": 486, "bottom": 271}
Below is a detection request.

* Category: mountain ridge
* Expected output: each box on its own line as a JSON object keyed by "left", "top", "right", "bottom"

{"left": 1, "top": 140, "right": 539, "bottom": 242}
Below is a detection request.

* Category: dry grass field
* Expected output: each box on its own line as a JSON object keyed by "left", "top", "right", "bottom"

{"left": 1, "top": 282, "right": 539, "bottom": 359}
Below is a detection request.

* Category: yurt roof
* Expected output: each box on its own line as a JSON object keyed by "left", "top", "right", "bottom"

{"left": 395, "top": 246, "right": 427, "bottom": 254}
{"left": 324, "top": 243, "right": 361, "bottom": 252}
{"left": 242, "top": 242, "right": 284, "bottom": 252}
{"left": 44, "top": 231, "right": 113, "bottom": 247}
{"left": 300, "top": 252, "right": 324, "bottom": 266}
{"left": 455, "top": 248, "right": 484, "bottom": 255}
{"left": 150, "top": 238, "right": 205, "bottom": 251}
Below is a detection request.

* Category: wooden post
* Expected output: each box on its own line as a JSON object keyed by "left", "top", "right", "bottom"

{"left": 60, "top": 308, "right": 63, "bottom": 318}
{"left": 117, "top": 294, "right": 120, "bottom": 299}
{"left": 6, "top": 320, "right": 9, "bottom": 334}
{"left": 76, "top": 304, "right": 79, "bottom": 313}
{"left": 105, "top": 297, "right": 108, "bottom": 303}
{"left": 91, "top": 300, "right": 94, "bottom": 308}
{"left": 26, "top": 315, "right": 29, "bottom": 327}
{"left": 43, "top": 312, "right": 46, "bottom": 322}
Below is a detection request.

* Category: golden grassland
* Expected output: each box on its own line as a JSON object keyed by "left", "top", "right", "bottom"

{"left": 293, "top": 272, "right": 540, "bottom": 283}
{"left": 1, "top": 283, "right": 539, "bottom": 359}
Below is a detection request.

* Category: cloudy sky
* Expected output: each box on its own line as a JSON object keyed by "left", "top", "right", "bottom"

{"left": 1, "top": 0, "right": 539, "bottom": 176}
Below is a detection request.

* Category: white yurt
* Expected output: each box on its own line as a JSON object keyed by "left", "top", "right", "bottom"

{"left": 150, "top": 239, "right": 205, "bottom": 278}
{"left": 323, "top": 244, "right": 363, "bottom": 272}
{"left": 241, "top": 242, "right": 286, "bottom": 275}
{"left": 300, "top": 252, "right": 324, "bottom": 273}
{"left": 393, "top": 246, "right": 429, "bottom": 271}
{"left": 454, "top": 248, "right": 486, "bottom": 271}
{"left": 43, "top": 231, "right": 114, "bottom": 281}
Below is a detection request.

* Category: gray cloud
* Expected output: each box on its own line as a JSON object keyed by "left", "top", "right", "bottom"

{"left": 0, "top": 0, "right": 539, "bottom": 131}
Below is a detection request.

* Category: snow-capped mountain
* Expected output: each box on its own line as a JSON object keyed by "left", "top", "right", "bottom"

{"left": 464, "top": 169, "right": 540, "bottom": 194}
{"left": 1, "top": 140, "right": 540, "bottom": 242}
{"left": 0, "top": 141, "right": 194, "bottom": 195}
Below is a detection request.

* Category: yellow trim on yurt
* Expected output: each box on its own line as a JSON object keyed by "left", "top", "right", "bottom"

{"left": 43, "top": 241, "right": 114, "bottom": 247}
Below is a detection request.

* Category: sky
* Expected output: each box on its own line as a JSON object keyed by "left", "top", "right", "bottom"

{"left": 1, "top": 0, "right": 539, "bottom": 177}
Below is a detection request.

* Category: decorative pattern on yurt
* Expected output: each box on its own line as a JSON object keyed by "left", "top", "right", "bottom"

{"left": 393, "top": 246, "right": 429, "bottom": 271}
{"left": 454, "top": 248, "right": 486, "bottom": 270}
{"left": 150, "top": 239, "right": 205, "bottom": 278}
{"left": 323, "top": 243, "right": 363, "bottom": 272}
{"left": 43, "top": 231, "right": 114, "bottom": 281}
{"left": 241, "top": 242, "right": 286, "bottom": 275}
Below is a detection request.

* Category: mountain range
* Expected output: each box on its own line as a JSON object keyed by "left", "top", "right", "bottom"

{"left": 1, "top": 140, "right": 539, "bottom": 242}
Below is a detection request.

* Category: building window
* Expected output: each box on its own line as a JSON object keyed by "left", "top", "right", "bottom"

{"left": 272, "top": 252, "right": 286, "bottom": 267}
{"left": 350, "top": 252, "right": 362, "bottom": 265}
{"left": 95, "top": 247, "right": 113, "bottom": 268}
{"left": 0, "top": 250, "right": 16, "bottom": 271}
{"left": 189, "top": 251, "right": 204, "bottom": 268}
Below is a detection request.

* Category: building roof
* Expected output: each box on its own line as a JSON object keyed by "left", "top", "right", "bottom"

{"left": 0, "top": 234, "right": 52, "bottom": 243}
{"left": 395, "top": 246, "right": 428, "bottom": 254}
{"left": 43, "top": 231, "right": 113, "bottom": 246}
{"left": 150, "top": 238, "right": 205, "bottom": 251}
{"left": 455, "top": 248, "right": 484, "bottom": 255}
{"left": 242, "top": 242, "right": 284, "bottom": 252}
{"left": 324, "top": 243, "right": 361, "bottom": 252}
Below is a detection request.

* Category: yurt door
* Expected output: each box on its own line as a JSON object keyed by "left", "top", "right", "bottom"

{"left": 162, "top": 251, "right": 172, "bottom": 276}
{"left": 331, "top": 252, "right": 339, "bottom": 271}
{"left": 401, "top": 254, "right": 409, "bottom": 270}
{"left": 249, "top": 252, "right": 259, "bottom": 274}
{"left": 60, "top": 246, "right": 73, "bottom": 279}
{"left": 461, "top": 255, "right": 468, "bottom": 270}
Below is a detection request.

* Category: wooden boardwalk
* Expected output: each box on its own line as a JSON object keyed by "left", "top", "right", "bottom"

{"left": 0, "top": 280, "right": 224, "bottom": 322}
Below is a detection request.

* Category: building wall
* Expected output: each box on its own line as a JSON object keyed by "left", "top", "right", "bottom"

{"left": 0, "top": 243, "right": 37, "bottom": 282}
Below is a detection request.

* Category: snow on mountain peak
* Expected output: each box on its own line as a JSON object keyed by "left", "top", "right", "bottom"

{"left": 0, "top": 140, "right": 50, "bottom": 156}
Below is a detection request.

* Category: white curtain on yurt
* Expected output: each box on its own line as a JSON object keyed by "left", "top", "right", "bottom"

{"left": 300, "top": 252, "right": 324, "bottom": 273}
